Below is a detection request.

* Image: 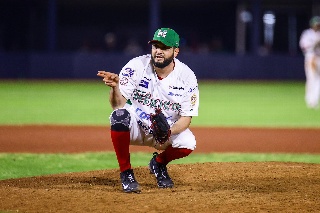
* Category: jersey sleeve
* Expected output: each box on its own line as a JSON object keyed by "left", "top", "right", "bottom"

{"left": 179, "top": 72, "right": 199, "bottom": 117}
{"left": 299, "top": 30, "right": 312, "bottom": 51}
{"left": 299, "top": 30, "right": 320, "bottom": 54}
{"left": 118, "top": 59, "right": 141, "bottom": 100}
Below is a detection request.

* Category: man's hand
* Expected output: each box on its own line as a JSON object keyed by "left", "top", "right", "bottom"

{"left": 97, "top": 70, "right": 126, "bottom": 109}
{"left": 97, "top": 71, "right": 119, "bottom": 88}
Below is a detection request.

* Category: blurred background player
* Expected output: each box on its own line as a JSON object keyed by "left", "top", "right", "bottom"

{"left": 97, "top": 28, "right": 199, "bottom": 193}
{"left": 299, "top": 16, "right": 320, "bottom": 109}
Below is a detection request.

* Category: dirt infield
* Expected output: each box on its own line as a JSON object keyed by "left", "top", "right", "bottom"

{"left": 1, "top": 125, "right": 320, "bottom": 212}
{"left": 1, "top": 125, "right": 320, "bottom": 153}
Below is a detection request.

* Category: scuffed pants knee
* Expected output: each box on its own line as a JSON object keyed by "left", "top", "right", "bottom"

{"left": 110, "top": 109, "right": 131, "bottom": 131}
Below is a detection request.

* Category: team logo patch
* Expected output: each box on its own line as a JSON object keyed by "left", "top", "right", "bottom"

{"left": 122, "top": 67, "right": 135, "bottom": 77}
{"left": 157, "top": 30, "right": 167, "bottom": 38}
{"left": 190, "top": 93, "right": 197, "bottom": 106}
{"left": 139, "top": 80, "right": 149, "bottom": 88}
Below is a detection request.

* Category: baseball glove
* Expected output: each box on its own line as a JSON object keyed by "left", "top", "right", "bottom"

{"left": 150, "top": 108, "right": 171, "bottom": 144}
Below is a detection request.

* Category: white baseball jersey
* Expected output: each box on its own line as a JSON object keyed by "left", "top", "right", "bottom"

{"left": 299, "top": 28, "right": 320, "bottom": 109}
{"left": 118, "top": 54, "right": 199, "bottom": 134}
{"left": 299, "top": 29, "right": 320, "bottom": 55}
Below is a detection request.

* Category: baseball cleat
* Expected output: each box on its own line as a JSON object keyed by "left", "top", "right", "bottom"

{"left": 120, "top": 169, "right": 141, "bottom": 193}
{"left": 149, "top": 152, "right": 174, "bottom": 188}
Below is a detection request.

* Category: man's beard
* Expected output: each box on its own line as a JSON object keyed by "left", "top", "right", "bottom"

{"left": 151, "top": 54, "right": 174, "bottom": 68}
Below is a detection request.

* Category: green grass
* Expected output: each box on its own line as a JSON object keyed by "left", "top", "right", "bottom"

{"left": 194, "top": 81, "right": 320, "bottom": 127}
{"left": 0, "top": 80, "right": 319, "bottom": 181}
{"left": 0, "top": 80, "right": 320, "bottom": 127}
{"left": 0, "top": 80, "right": 111, "bottom": 125}
{"left": 1, "top": 152, "right": 320, "bottom": 180}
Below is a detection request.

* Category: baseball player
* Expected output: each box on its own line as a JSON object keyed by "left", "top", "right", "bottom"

{"left": 97, "top": 28, "right": 199, "bottom": 193}
{"left": 299, "top": 16, "right": 320, "bottom": 109}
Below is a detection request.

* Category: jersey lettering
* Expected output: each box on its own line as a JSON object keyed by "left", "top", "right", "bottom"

{"left": 137, "top": 120, "right": 153, "bottom": 134}
{"left": 168, "top": 92, "right": 182, "bottom": 97}
{"left": 135, "top": 108, "right": 151, "bottom": 120}
{"left": 132, "top": 89, "right": 181, "bottom": 112}
{"left": 170, "top": 86, "right": 184, "bottom": 90}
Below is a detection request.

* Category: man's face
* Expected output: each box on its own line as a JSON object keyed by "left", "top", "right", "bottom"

{"left": 313, "top": 23, "right": 320, "bottom": 31}
{"left": 151, "top": 42, "right": 175, "bottom": 68}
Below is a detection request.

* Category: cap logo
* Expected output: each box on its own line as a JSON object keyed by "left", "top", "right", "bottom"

{"left": 157, "top": 30, "right": 167, "bottom": 38}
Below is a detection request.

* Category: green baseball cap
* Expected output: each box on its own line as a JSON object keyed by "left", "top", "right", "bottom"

{"left": 149, "top": 28, "right": 180, "bottom": 48}
{"left": 310, "top": 16, "right": 320, "bottom": 27}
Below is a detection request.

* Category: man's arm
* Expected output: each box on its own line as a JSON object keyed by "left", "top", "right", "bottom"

{"left": 97, "top": 71, "right": 127, "bottom": 110}
{"left": 170, "top": 116, "right": 192, "bottom": 135}
{"left": 108, "top": 85, "right": 127, "bottom": 109}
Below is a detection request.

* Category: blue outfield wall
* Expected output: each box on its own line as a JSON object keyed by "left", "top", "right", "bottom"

{"left": 0, "top": 52, "right": 305, "bottom": 80}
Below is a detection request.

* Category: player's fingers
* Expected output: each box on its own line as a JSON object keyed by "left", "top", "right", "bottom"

{"left": 103, "top": 77, "right": 118, "bottom": 86}
{"left": 97, "top": 71, "right": 107, "bottom": 78}
{"left": 103, "top": 78, "right": 113, "bottom": 83}
{"left": 98, "top": 72, "right": 118, "bottom": 81}
{"left": 98, "top": 71, "right": 118, "bottom": 86}
{"left": 104, "top": 81, "right": 117, "bottom": 87}
{"left": 97, "top": 71, "right": 111, "bottom": 77}
{"left": 110, "top": 74, "right": 119, "bottom": 81}
{"left": 97, "top": 70, "right": 106, "bottom": 75}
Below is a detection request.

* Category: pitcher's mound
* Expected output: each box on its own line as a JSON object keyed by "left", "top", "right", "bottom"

{"left": 1, "top": 162, "right": 319, "bottom": 212}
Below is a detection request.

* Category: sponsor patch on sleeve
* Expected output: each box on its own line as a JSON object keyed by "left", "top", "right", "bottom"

{"left": 191, "top": 93, "right": 197, "bottom": 106}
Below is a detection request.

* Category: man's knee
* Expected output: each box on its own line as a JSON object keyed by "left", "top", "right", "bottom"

{"left": 110, "top": 109, "right": 131, "bottom": 131}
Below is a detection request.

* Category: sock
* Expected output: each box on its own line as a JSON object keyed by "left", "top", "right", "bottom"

{"left": 156, "top": 145, "right": 193, "bottom": 165}
{"left": 110, "top": 130, "right": 131, "bottom": 172}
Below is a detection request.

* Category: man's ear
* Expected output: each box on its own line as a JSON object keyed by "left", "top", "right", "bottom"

{"left": 174, "top": 48, "right": 180, "bottom": 57}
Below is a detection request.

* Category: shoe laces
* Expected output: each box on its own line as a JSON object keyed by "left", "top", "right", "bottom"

{"left": 154, "top": 161, "right": 169, "bottom": 179}
{"left": 127, "top": 174, "right": 135, "bottom": 182}
{"left": 123, "top": 170, "right": 136, "bottom": 183}
{"left": 160, "top": 164, "right": 169, "bottom": 177}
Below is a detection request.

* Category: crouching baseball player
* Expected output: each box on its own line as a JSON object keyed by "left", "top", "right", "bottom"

{"left": 97, "top": 28, "right": 199, "bottom": 193}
